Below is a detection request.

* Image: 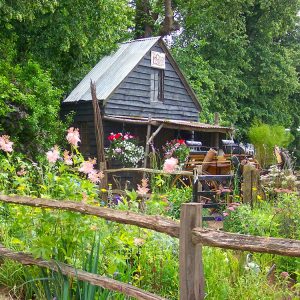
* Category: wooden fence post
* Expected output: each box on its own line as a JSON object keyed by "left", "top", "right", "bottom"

{"left": 193, "top": 166, "right": 202, "bottom": 202}
{"left": 242, "top": 164, "right": 253, "bottom": 204}
{"left": 179, "top": 203, "right": 205, "bottom": 300}
{"left": 251, "top": 167, "right": 259, "bottom": 206}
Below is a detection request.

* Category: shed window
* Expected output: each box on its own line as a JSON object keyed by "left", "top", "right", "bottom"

{"left": 150, "top": 69, "right": 164, "bottom": 102}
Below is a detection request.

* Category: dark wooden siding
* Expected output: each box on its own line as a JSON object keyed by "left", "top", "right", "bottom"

{"left": 61, "top": 102, "right": 148, "bottom": 158}
{"left": 104, "top": 44, "right": 199, "bottom": 121}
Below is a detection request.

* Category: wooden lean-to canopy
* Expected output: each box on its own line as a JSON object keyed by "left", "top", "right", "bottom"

{"left": 104, "top": 115, "right": 233, "bottom": 134}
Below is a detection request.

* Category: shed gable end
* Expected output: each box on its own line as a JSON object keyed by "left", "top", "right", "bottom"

{"left": 104, "top": 43, "right": 200, "bottom": 122}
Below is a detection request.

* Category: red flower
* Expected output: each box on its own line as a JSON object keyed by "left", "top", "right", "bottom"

{"left": 108, "top": 134, "right": 115, "bottom": 141}
{"left": 177, "top": 139, "right": 185, "bottom": 145}
{"left": 115, "top": 133, "right": 122, "bottom": 140}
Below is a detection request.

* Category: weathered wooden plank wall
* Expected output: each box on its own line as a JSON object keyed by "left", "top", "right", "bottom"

{"left": 105, "top": 44, "right": 199, "bottom": 121}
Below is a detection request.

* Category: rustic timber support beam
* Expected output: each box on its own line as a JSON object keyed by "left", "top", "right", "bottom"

{"left": 0, "top": 195, "right": 180, "bottom": 238}
{"left": 0, "top": 244, "right": 166, "bottom": 300}
{"left": 147, "top": 123, "right": 164, "bottom": 145}
{"left": 192, "top": 228, "right": 300, "bottom": 257}
{"left": 105, "top": 167, "right": 193, "bottom": 176}
{"left": 143, "top": 115, "right": 152, "bottom": 169}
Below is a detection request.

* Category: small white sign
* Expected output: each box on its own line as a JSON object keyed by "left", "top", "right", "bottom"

{"left": 151, "top": 51, "right": 166, "bottom": 69}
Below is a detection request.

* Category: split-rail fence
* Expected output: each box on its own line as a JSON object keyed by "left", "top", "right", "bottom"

{"left": 0, "top": 194, "right": 299, "bottom": 300}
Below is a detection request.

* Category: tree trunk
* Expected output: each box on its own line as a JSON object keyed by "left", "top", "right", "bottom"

{"left": 135, "top": 0, "right": 153, "bottom": 38}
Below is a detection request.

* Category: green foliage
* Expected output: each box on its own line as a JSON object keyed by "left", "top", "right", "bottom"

{"left": 0, "top": 0, "right": 133, "bottom": 155}
{"left": 223, "top": 194, "right": 300, "bottom": 275}
{"left": 165, "top": 187, "right": 192, "bottom": 219}
{"left": 248, "top": 122, "right": 293, "bottom": 167}
{"left": 0, "top": 141, "right": 299, "bottom": 298}
{"left": 172, "top": 0, "right": 300, "bottom": 132}
{"left": 0, "top": 58, "right": 66, "bottom": 154}
{"left": 0, "top": 0, "right": 134, "bottom": 91}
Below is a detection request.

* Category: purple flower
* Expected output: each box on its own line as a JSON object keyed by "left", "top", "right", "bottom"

{"left": 112, "top": 195, "right": 122, "bottom": 205}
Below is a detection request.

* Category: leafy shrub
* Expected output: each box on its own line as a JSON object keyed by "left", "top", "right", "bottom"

{"left": 248, "top": 122, "right": 293, "bottom": 168}
{"left": 223, "top": 194, "right": 300, "bottom": 275}
{"left": 165, "top": 187, "right": 192, "bottom": 219}
{"left": 0, "top": 58, "right": 67, "bottom": 156}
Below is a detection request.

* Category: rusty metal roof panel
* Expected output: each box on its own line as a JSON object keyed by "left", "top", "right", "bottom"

{"left": 63, "top": 37, "right": 161, "bottom": 103}
{"left": 104, "top": 115, "right": 234, "bottom": 133}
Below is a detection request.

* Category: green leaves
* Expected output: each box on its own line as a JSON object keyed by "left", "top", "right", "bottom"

{"left": 172, "top": 0, "right": 300, "bottom": 131}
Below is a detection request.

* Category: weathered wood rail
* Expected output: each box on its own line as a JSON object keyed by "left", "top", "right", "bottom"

{"left": 0, "top": 244, "right": 166, "bottom": 300}
{"left": 0, "top": 195, "right": 300, "bottom": 300}
{"left": 0, "top": 195, "right": 179, "bottom": 238}
{"left": 105, "top": 167, "right": 192, "bottom": 176}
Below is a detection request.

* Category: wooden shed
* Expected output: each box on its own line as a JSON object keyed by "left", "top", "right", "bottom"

{"left": 61, "top": 36, "right": 232, "bottom": 166}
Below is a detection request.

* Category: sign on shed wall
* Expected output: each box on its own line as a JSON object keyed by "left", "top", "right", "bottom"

{"left": 151, "top": 51, "right": 166, "bottom": 69}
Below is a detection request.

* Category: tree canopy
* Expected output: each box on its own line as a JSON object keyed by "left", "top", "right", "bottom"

{"left": 172, "top": 0, "right": 300, "bottom": 136}
{"left": 1, "top": 0, "right": 299, "bottom": 155}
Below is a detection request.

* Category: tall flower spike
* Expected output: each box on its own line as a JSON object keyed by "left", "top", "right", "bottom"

{"left": 79, "top": 158, "right": 96, "bottom": 174}
{"left": 0, "top": 135, "right": 13, "bottom": 152}
{"left": 88, "top": 170, "right": 105, "bottom": 184}
{"left": 66, "top": 127, "right": 81, "bottom": 147}
{"left": 63, "top": 150, "right": 73, "bottom": 165}
{"left": 46, "top": 145, "right": 60, "bottom": 163}
{"left": 137, "top": 178, "right": 149, "bottom": 195}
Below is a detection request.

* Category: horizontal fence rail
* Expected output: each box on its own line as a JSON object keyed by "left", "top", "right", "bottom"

{"left": 192, "top": 228, "right": 300, "bottom": 257}
{"left": 105, "top": 167, "right": 193, "bottom": 176}
{"left": 1, "top": 196, "right": 300, "bottom": 300}
{"left": 0, "top": 195, "right": 180, "bottom": 238}
{"left": 0, "top": 244, "right": 166, "bottom": 300}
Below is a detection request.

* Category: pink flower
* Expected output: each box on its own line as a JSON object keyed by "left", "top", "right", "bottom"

{"left": 63, "top": 150, "right": 73, "bottom": 165}
{"left": 79, "top": 158, "right": 96, "bottom": 174}
{"left": 66, "top": 127, "right": 81, "bottom": 147}
{"left": 88, "top": 170, "right": 104, "bottom": 183}
{"left": 137, "top": 178, "right": 150, "bottom": 196}
{"left": 280, "top": 271, "right": 289, "bottom": 279}
{"left": 163, "top": 157, "right": 178, "bottom": 173}
{"left": 227, "top": 206, "right": 235, "bottom": 211}
{"left": 223, "top": 212, "right": 229, "bottom": 217}
{"left": 46, "top": 146, "right": 60, "bottom": 163}
{"left": 114, "top": 148, "right": 122, "bottom": 154}
{"left": 0, "top": 135, "right": 13, "bottom": 152}
{"left": 17, "top": 167, "right": 27, "bottom": 176}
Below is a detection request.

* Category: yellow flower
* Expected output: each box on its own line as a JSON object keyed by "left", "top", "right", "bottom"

{"left": 101, "top": 188, "right": 107, "bottom": 193}
{"left": 90, "top": 225, "right": 97, "bottom": 231}
{"left": 252, "top": 187, "right": 257, "bottom": 191}
{"left": 257, "top": 195, "right": 262, "bottom": 201}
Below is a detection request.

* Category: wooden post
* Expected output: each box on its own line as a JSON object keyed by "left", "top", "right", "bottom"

{"left": 213, "top": 113, "right": 220, "bottom": 148}
{"left": 193, "top": 166, "right": 202, "bottom": 202}
{"left": 214, "top": 112, "right": 220, "bottom": 125}
{"left": 251, "top": 167, "right": 259, "bottom": 206}
{"left": 143, "top": 115, "right": 152, "bottom": 170}
{"left": 179, "top": 203, "right": 205, "bottom": 300}
{"left": 242, "top": 164, "right": 255, "bottom": 204}
{"left": 90, "top": 81, "right": 108, "bottom": 191}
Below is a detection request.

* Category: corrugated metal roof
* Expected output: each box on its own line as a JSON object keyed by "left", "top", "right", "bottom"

{"left": 63, "top": 36, "right": 161, "bottom": 103}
